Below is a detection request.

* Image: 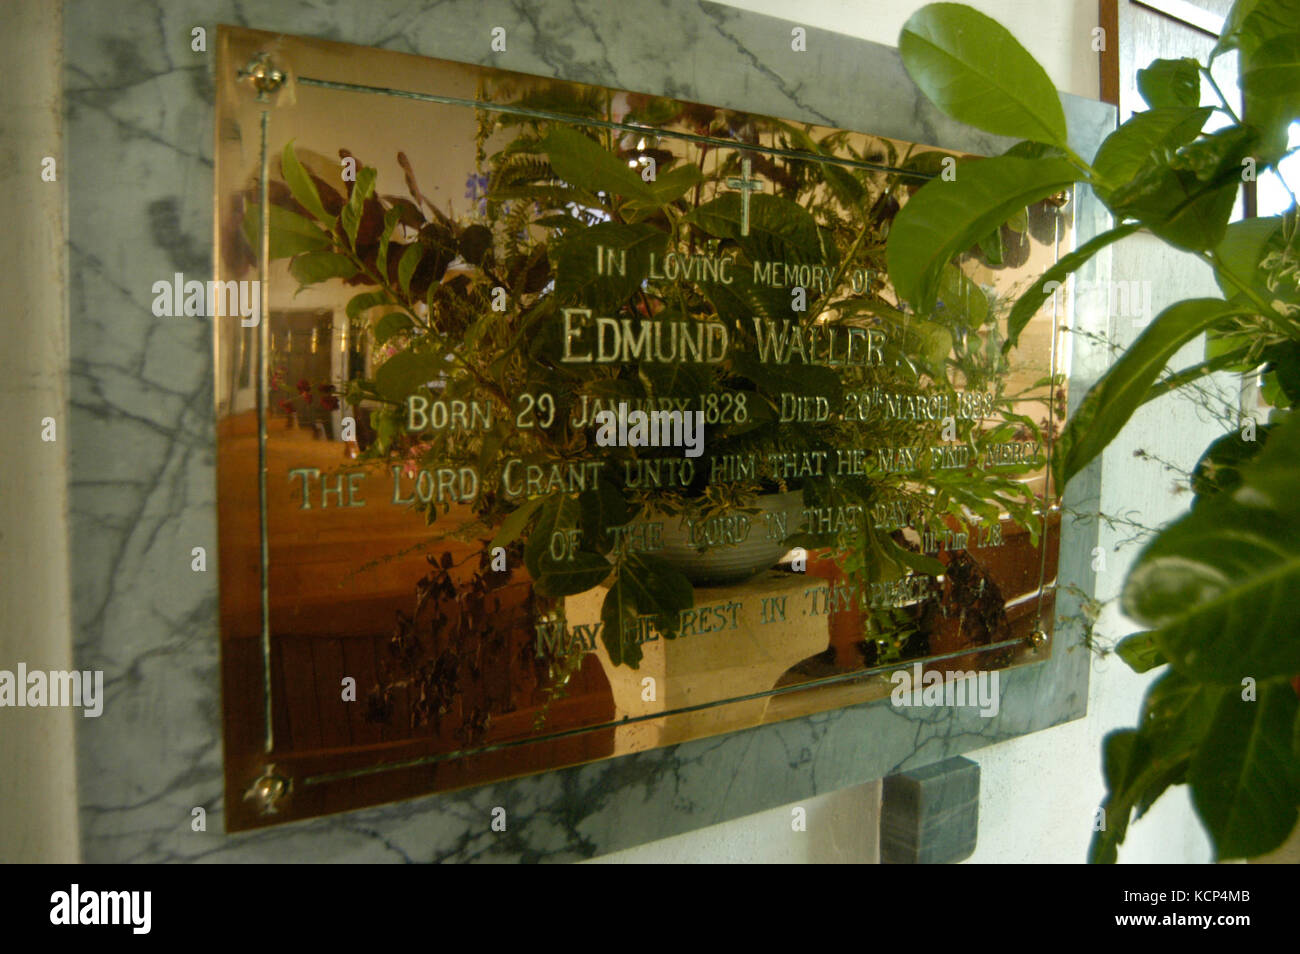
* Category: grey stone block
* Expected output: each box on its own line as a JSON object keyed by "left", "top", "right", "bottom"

{"left": 880, "top": 756, "right": 980, "bottom": 864}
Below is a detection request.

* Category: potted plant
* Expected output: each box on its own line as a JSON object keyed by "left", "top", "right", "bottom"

{"left": 885, "top": 1, "right": 1300, "bottom": 861}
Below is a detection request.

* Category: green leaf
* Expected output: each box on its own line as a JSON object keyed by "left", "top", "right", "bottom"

{"left": 1058, "top": 299, "right": 1244, "bottom": 486}
{"left": 1122, "top": 409, "right": 1300, "bottom": 684}
{"left": 289, "top": 251, "right": 358, "bottom": 288}
{"left": 1090, "top": 671, "right": 1224, "bottom": 862}
{"left": 1140, "top": 345, "right": 1258, "bottom": 406}
{"left": 1115, "top": 631, "right": 1167, "bottom": 672}
{"left": 541, "top": 125, "right": 658, "bottom": 202}
{"left": 685, "top": 193, "right": 828, "bottom": 264}
{"left": 1105, "top": 127, "right": 1255, "bottom": 251}
{"left": 535, "top": 550, "right": 612, "bottom": 597}
{"left": 1091, "top": 107, "right": 1213, "bottom": 193}
{"left": 1189, "top": 680, "right": 1300, "bottom": 859}
{"left": 599, "top": 553, "right": 694, "bottom": 666}
{"left": 1004, "top": 223, "right": 1140, "bottom": 352}
{"left": 579, "top": 480, "right": 629, "bottom": 551}
{"left": 1137, "top": 58, "right": 1202, "bottom": 108}
{"left": 551, "top": 221, "right": 667, "bottom": 314}
{"left": 376, "top": 207, "right": 402, "bottom": 279}
{"left": 373, "top": 311, "right": 414, "bottom": 344}
{"left": 346, "top": 290, "right": 392, "bottom": 322}
{"left": 1213, "top": 0, "right": 1300, "bottom": 61}
{"left": 935, "top": 265, "right": 988, "bottom": 329}
{"left": 1090, "top": 729, "right": 1144, "bottom": 863}
{"left": 601, "top": 575, "right": 643, "bottom": 668}
{"left": 1213, "top": 215, "right": 1284, "bottom": 299}
{"left": 1242, "top": 32, "right": 1300, "bottom": 161}
{"left": 1242, "top": 32, "right": 1300, "bottom": 95}
{"left": 281, "top": 140, "right": 332, "bottom": 224}
{"left": 490, "top": 496, "right": 545, "bottom": 549}
{"left": 340, "top": 166, "right": 377, "bottom": 250}
{"left": 524, "top": 495, "right": 582, "bottom": 580}
{"left": 898, "top": 3, "right": 1068, "bottom": 146}
{"left": 241, "top": 203, "right": 332, "bottom": 260}
{"left": 372, "top": 351, "right": 443, "bottom": 403}
{"left": 623, "top": 164, "right": 706, "bottom": 222}
{"left": 622, "top": 552, "right": 694, "bottom": 637}
{"left": 1189, "top": 424, "right": 1273, "bottom": 501}
{"left": 397, "top": 243, "right": 423, "bottom": 299}
{"left": 887, "top": 156, "right": 1081, "bottom": 313}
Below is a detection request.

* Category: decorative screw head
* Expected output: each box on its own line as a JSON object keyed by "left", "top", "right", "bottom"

{"left": 1028, "top": 629, "right": 1049, "bottom": 650}
{"left": 243, "top": 767, "right": 290, "bottom": 814}
{"left": 240, "top": 53, "right": 285, "bottom": 100}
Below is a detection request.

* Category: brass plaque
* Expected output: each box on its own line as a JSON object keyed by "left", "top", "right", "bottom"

{"left": 215, "top": 27, "right": 1068, "bottom": 829}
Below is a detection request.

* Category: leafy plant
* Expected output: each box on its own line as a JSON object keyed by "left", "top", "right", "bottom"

{"left": 887, "top": 0, "right": 1300, "bottom": 861}
{"left": 242, "top": 75, "right": 1052, "bottom": 686}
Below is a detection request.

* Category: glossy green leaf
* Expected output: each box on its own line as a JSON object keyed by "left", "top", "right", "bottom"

{"left": 552, "top": 221, "right": 667, "bottom": 313}
{"left": 601, "top": 575, "right": 643, "bottom": 668}
{"left": 887, "top": 156, "right": 1081, "bottom": 313}
{"left": 1091, "top": 107, "right": 1213, "bottom": 193}
{"left": 241, "top": 203, "right": 332, "bottom": 260}
{"left": 373, "top": 311, "right": 414, "bottom": 344}
{"left": 1058, "top": 299, "right": 1245, "bottom": 486}
{"left": 372, "top": 350, "right": 442, "bottom": 403}
{"left": 1004, "top": 223, "right": 1140, "bottom": 352}
{"left": 898, "top": 3, "right": 1067, "bottom": 146}
{"left": 397, "top": 243, "right": 423, "bottom": 298}
{"left": 375, "top": 207, "right": 402, "bottom": 279}
{"left": 1137, "top": 58, "right": 1203, "bottom": 108}
{"left": 1122, "top": 409, "right": 1300, "bottom": 684}
{"left": 1115, "top": 631, "right": 1167, "bottom": 672}
{"left": 490, "top": 496, "right": 545, "bottom": 550}
{"left": 935, "top": 265, "right": 988, "bottom": 329}
{"left": 289, "top": 251, "right": 358, "bottom": 288}
{"left": 1140, "top": 345, "right": 1258, "bottom": 407}
{"left": 1189, "top": 681, "right": 1300, "bottom": 859}
{"left": 1213, "top": 215, "right": 1284, "bottom": 299}
{"left": 623, "top": 164, "right": 706, "bottom": 222}
{"left": 541, "top": 125, "right": 658, "bottom": 202}
{"left": 346, "top": 290, "right": 392, "bottom": 322}
{"left": 535, "top": 550, "right": 613, "bottom": 597}
{"left": 1213, "top": 0, "right": 1300, "bottom": 61}
{"left": 281, "top": 140, "right": 332, "bottom": 223}
{"left": 1090, "top": 671, "right": 1224, "bottom": 862}
{"left": 579, "top": 480, "right": 629, "bottom": 551}
{"left": 524, "top": 495, "right": 582, "bottom": 580}
{"left": 1243, "top": 32, "right": 1300, "bottom": 161}
{"left": 685, "top": 192, "right": 829, "bottom": 265}
{"left": 340, "top": 166, "right": 377, "bottom": 250}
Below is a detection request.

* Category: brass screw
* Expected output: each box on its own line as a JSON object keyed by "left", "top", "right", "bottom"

{"left": 1046, "top": 190, "right": 1071, "bottom": 210}
{"left": 240, "top": 53, "right": 285, "bottom": 101}
{"left": 243, "top": 766, "right": 290, "bottom": 815}
{"left": 1027, "top": 629, "right": 1049, "bottom": 651}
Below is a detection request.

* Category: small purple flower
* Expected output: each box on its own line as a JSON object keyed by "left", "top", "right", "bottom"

{"left": 464, "top": 172, "right": 490, "bottom": 215}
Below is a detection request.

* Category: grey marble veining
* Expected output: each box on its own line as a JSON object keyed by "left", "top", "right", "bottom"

{"left": 65, "top": 0, "right": 1115, "bottom": 862}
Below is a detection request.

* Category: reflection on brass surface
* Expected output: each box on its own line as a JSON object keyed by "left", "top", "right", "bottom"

{"left": 215, "top": 26, "right": 1071, "bottom": 829}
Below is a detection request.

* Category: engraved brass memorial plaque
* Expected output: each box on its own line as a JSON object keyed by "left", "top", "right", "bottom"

{"left": 215, "top": 27, "right": 1070, "bottom": 829}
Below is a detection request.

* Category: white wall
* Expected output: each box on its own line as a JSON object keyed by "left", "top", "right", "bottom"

{"left": 600, "top": 0, "right": 1218, "bottom": 865}
{"left": 0, "top": 0, "right": 81, "bottom": 863}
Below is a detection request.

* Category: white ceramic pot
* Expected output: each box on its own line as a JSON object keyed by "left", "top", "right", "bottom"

{"left": 652, "top": 489, "right": 805, "bottom": 586}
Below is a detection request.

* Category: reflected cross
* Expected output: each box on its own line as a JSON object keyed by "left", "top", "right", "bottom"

{"left": 725, "top": 157, "right": 763, "bottom": 237}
